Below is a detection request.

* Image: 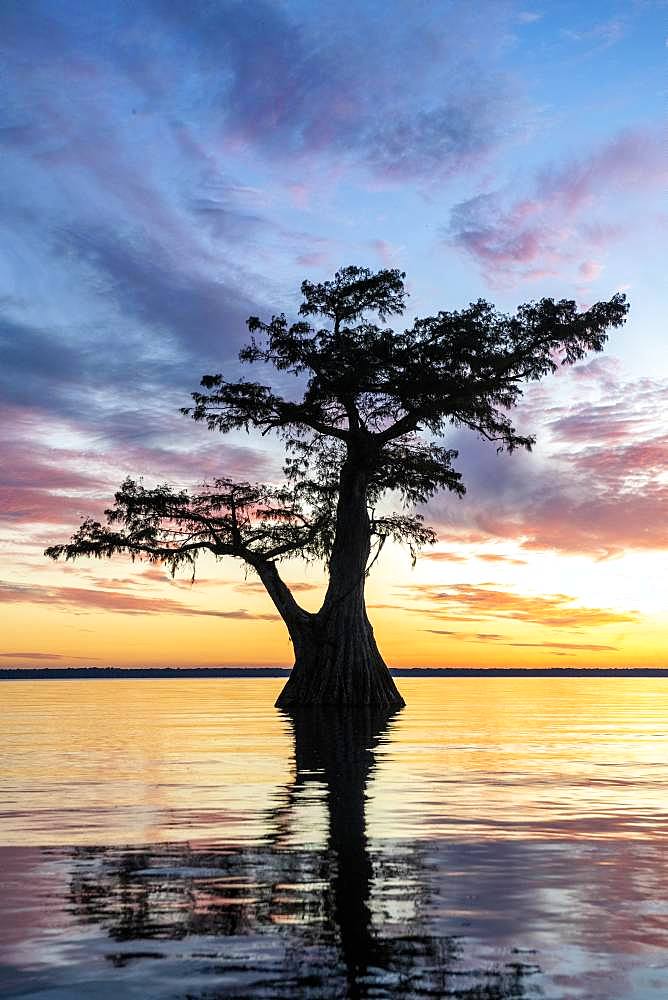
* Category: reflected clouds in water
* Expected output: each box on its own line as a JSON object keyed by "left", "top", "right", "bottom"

{"left": 59, "top": 708, "right": 536, "bottom": 998}
{"left": 2, "top": 701, "right": 668, "bottom": 998}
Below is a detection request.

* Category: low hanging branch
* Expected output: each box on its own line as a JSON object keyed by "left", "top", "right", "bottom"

{"left": 45, "top": 476, "right": 334, "bottom": 572}
{"left": 47, "top": 265, "right": 629, "bottom": 707}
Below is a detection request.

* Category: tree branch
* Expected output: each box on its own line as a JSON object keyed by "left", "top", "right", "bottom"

{"left": 252, "top": 560, "right": 311, "bottom": 629}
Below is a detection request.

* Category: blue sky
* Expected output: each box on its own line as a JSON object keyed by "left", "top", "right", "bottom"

{"left": 1, "top": 0, "right": 666, "bottom": 667}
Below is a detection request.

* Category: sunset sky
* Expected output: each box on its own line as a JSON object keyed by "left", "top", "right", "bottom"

{"left": 1, "top": 0, "right": 666, "bottom": 669}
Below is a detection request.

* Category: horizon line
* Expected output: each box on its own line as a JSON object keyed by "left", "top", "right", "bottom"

{"left": 2, "top": 666, "right": 667, "bottom": 679}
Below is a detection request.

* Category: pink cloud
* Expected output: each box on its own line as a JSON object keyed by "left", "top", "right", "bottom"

{"left": 579, "top": 260, "right": 603, "bottom": 281}
{"left": 420, "top": 550, "right": 469, "bottom": 563}
{"left": 424, "top": 367, "right": 668, "bottom": 558}
{"left": 0, "top": 580, "right": 279, "bottom": 620}
{"left": 569, "top": 356, "right": 623, "bottom": 386}
{"left": 547, "top": 404, "right": 643, "bottom": 444}
{"left": 396, "top": 582, "right": 638, "bottom": 628}
{"left": 0, "top": 487, "right": 103, "bottom": 526}
{"left": 0, "top": 427, "right": 109, "bottom": 525}
{"left": 479, "top": 489, "right": 668, "bottom": 557}
{"left": 575, "top": 436, "right": 668, "bottom": 483}
{"left": 370, "top": 239, "right": 402, "bottom": 267}
{"left": 448, "top": 129, "right": 665, "bottom": 284}
{"left": 463, "top": 402, "right": 668, "bottom": 555}
{"left": 0, "top": 405, "right": 271, "bottom": 531}
{"left": 287, "top": 182, "right": 310, "bottom": 209}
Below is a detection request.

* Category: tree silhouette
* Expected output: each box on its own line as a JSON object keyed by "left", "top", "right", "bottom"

{"left": 46, "top": 266, "right": 628, "bottom": 706}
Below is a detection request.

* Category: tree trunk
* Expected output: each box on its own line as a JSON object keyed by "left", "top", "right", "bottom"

{"left": 274, "top": 459, "right": 405, "bottom": 709}
{"left": 275, "top": 594, "right": 403, "bottom": 708}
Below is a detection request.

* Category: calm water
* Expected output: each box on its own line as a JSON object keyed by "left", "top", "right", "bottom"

{"left": 1, "top": 677, "right": 667, "bottom": 998}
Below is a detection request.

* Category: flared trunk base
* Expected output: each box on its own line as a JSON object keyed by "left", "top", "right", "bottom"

{"left": 275, "top": 608, "right": 405, "bottom": 709}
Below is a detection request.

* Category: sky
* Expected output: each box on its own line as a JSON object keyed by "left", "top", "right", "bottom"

{"left": 1, "top": 0, "right": 666, "bottom": 669}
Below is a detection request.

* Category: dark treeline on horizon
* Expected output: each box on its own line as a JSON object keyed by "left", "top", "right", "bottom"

{"left": 1, "top": 666, "right": 666, "bottom": 680}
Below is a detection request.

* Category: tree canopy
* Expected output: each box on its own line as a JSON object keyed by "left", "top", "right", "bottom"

{"left": 47, "top": 266, "right": 628, "bottom": 576}
{"left": 46, "top": 266, "right": 629, "bottom": 705}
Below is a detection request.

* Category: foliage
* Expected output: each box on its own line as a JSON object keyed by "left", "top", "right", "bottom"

{"left": 47, "top": 267, "right": 628, "bottom": 581}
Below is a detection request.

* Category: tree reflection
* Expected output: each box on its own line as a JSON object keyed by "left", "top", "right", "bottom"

{"left": 67, "top": 707, "right": 536, "bottom": 998}
{"left": 286, "top": 707, "right": 394, "bottom": 995}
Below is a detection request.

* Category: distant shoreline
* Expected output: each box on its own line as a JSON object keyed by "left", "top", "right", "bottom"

{"left": 1, "top": 666, "right": 667, "bottom": 680}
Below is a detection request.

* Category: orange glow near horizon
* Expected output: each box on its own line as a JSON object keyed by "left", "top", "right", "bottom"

{"left": 2, "top": 540, "right": 667, "bottom": 669}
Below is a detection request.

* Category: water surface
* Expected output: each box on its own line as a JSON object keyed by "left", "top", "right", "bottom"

{"left": 1, "top": 677, "right": 667, "bottom": 997}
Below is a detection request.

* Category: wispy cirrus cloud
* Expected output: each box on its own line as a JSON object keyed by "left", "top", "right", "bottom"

{"left": 560, "top": 17, "right": 626, "bottom": 50}
{"left": 422, "top": 550, "right": 527, "bottom": 565}
{"left": 235, "top": 581, "right": 321, "bottom": 594}
{"left": 516, "top": 11, "right": 543, "bottom": 25}
{"left": 0, "top": 650, "right": 95, "bottom": 660}
{"left": 422, "top": 631, "right": 618, "bottom": 652}
{"left": 508, "top": 641, "right": 618, "bottom": 651}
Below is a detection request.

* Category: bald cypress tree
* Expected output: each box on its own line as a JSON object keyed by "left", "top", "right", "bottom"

{"left": 47, "top": 267, "right": 628, "bottom": 706}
